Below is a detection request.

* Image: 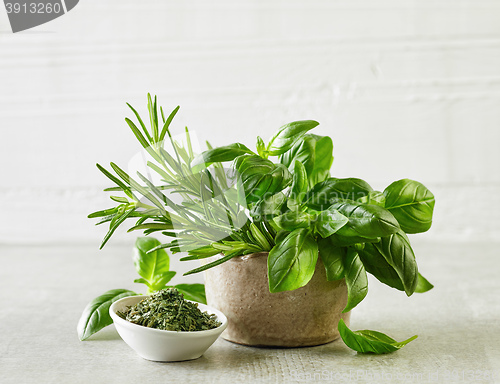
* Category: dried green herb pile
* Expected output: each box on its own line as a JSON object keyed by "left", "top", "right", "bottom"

{"left": 117, "top": 288, "right": 221, "bottom": 331}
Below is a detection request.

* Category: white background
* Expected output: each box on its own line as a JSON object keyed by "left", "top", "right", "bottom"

{"left": 1, "top": 0, "right": 499, "bottom": 252}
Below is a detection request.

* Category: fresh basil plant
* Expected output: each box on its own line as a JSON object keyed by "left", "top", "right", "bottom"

{"left": 89, "top": 95, "right": 435, "bottom": 353}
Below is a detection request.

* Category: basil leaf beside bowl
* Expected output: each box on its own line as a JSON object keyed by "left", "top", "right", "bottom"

{"left": 77, "top": 289, "right": 137, "bottom": 341}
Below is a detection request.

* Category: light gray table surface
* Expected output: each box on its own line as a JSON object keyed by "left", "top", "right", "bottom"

{"left": 1, "top": 241, "right": 499, "bottom": 384}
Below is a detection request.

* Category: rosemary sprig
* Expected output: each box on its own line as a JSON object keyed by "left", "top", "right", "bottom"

{"left": 90, "top": 95, "right": 275, "bottom": 273}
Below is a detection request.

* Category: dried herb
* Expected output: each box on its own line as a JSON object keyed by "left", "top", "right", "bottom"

{"left": 117, "top": 288, "right": 221, "bottom": 332}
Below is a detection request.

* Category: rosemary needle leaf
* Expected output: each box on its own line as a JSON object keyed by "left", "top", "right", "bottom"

{"left": 100, "top": 208, "right": 135, "bottom": 249}
{"left": 159, "top": 106, "right": 180, "bottom": 142}
{"left": 125, "top": 118, "right": 150, "bottom": 149}
{"left": 126, "top": 102, "right": 152, "bottom": 143}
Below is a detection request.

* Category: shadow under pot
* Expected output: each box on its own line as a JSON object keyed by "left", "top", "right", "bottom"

{"left": 203, "top": 252, "right": 350, "bottom": 347}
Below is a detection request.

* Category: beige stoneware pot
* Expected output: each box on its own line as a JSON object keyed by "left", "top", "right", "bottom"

{"left": 203, "top": 252, "right": 350, "bottom": 347}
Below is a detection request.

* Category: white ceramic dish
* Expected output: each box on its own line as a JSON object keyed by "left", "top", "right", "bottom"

{"left": 109, "top": 295, "right": 228, "bottom": 362}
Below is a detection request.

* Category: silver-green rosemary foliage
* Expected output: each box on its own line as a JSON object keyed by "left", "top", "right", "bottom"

{"left": 117, "top": 288, "right": 221, "bottom": 332}
{"left": 89, "top": 94, "right": 274, "bottom": 276}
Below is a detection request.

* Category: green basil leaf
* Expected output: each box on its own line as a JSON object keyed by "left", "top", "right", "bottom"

{"left": 343, "top": 248, "right": 368, "bottom": 313}
{"left": 235, "top": 155, "right": 292, "bottom": 204}
{"left": 383, "top": 179, "right": 435, "bottom": 234}
{"left": 357, "top": 191, "right": 386, "bottom": 207}
{"left": 274, "top": 210, "right": 311, "bottom": 231}
{"left": 338, "top": 319, "right": 418, "bottom": 354}
{"left": 318, "top": 237, "right": 345, "bottom": 281}
{"left": 268, "top": 228, "right": 319, "bottom": 292}
{"left": 250, "top": 192, "right": 287, "bottom": 220}
{"left": 275, "top": 229, "right": 291, "bottom": 244}
{"left": 415, "top": 273, "right": 434, "bottom": 293}
{"left": 170, "top": 283, "right": 207, "bottom": 304}
{"left": 358, "top": 244, "right": 405, "bottom": 292}
{"left": 280, "top": 135, "right": 316, "bottom": 176}
{"left": 287, "top": 197, "right": 301, "bottom": 211}
{"left": 134, "top": 237, "right": 172, "bottom": 292}
{"left": 267, "top": 120, "right": 319, "bottom": 155}
{"left": 191, "top": 143, "right": 255, "bottom": 171}
{"left": 304, "top": 178, "right": 373, "bottom": 210}
{"left": 329, "top": 234, "right": 381, "bottom": 247}
{"left": 373, "top": 230, "right": 418, "bottom": 296}
{"left": 256, "top": 136, "right": 266, "bottom": 158}
{"left": 290, "top": 160, "right": 308, "bottom": 202}
{"left": 77, "top": 289, "right": 137, "bottom": 341}
{"left": 314, "top": 207, "right": 349, "bottom": 238}
{"left": 309, "top": 135, "right": 334, "bottom": 186}
{"left": 133, "top": 277, "right": 152, "bottom": 289}
{"left": 280, "top": 134, "right": 334, "bottom": 188}
{"left": 151, "top": 271, "right": 177, "bottom": 290}
{"left": 330, "top": 200, "right": 400, "bottom": 240}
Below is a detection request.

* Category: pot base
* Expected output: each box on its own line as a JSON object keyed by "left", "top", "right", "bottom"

{"left": 221, "top": 333, "right": 343, "bottom": 349}
{"left": 204, "top": 252, "right": 350, "bottom": 348}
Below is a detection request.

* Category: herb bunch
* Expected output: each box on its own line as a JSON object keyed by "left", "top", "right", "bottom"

{"left": 90, "top": 95, "right": 436, "bottom": 353}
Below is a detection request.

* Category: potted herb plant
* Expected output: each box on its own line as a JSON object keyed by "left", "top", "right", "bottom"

{"left": 90, "top": 95, "right": 435, "bottom": 351}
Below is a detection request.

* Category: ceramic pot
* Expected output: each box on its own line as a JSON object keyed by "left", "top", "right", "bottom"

{"left": 203, "top": 252, "right": 350, "bottom": 347}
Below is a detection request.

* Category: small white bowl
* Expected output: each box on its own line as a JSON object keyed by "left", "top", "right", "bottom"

{"left": 109, "top": 295, "right": 228, "bottom": 362}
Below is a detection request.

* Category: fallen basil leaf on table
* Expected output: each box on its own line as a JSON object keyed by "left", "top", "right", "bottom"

{"left": 338, "top": 319, "right": 418, "bottom": 354}
{"left": 77, "top": 289, "right": 137, "bottom": 341}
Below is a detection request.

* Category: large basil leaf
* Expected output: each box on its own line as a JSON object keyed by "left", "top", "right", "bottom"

{"left": 384, "top": 179, "right": 435, "bottom": 234}
{"left": 415, "top": 273, "right": 434, "bottom": 293}
{"left": 280, "top": 135, "right": 316, "bottom": 176}
{"left": 329, "top": 200, "right": 400, "bottom": 240}
{"left": 357, "top": 191, "right": 386, "bottom": 207}
{"left": 329, "top": 234, "right": 381, "bottom": 247}
{"left": 77, "top": 289, "right": 137, "bottom": 340}
{"left": 309, "top": 135, "right": 334, "bottom": 186}
{"left": 373, "top": 230, "right": 418, "bottom": 296}
{"left": 267, "top": 120, "right": 319, "bottom": 156}
{"left": 289, "top": 160, "right": 308, "bottom": 203}
{"left": 304, "top": 178, "right": 373, "bottom": 210}
{"left": 343, "top": 248, "right": 368, "bottom": 313}
{"left": 268, "top": 228, "right": 319, "bottom": 292}
{"left": 280, "top": 134, "right": 334, "bottom": 187}
{"left": 338, "top": 319, "right": 418, "bottom": 354}
{"left": 358, "top": 243, "right": 405, "bottom": 292}
{"left": 314, "top": 207, "right": 349, "bottom": 238}
{"left": 274, "top": 210, "right": 311, "bottom": 231}
{"left": 133, "top": 237, "right": 175, "bottom": 292}
{"left": 235, "top": 155, "right": 292, "bottom": 204}
{"left": 250, "top": 192, "right": 287, "bottom": 220}
{"left": 318, "top": 237, "right": 345, "bottom": 281}
{"left": 191, "top": 143, "right": 254, "bottom": 171}
{"left": 275, "top": 229, "right": 291, "bottom": 244}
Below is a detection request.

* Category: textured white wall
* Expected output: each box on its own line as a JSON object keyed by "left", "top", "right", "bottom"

{"left": 1, "top": 0, "right": 500, "bottom": 247}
